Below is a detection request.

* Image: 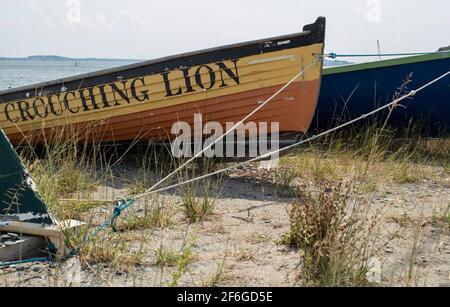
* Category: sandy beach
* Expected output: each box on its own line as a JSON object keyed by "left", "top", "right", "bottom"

{"left": 1, "top": 138, "right": 448, "bottom": 287}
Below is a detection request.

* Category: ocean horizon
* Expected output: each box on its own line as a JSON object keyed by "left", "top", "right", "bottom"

{"left": 0, "top": 56, "right": 349, "bottom": 91}
{"left": 0, "top": 56, "right": 140, "bottom": 91}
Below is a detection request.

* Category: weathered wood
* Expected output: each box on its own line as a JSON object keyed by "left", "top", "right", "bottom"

{"left": 0, "top": 221, "right": 62, "bottom": 238}
{"left": 0, "top": 220, "right": 85, "bottom": 237}
{"left": 0, "top": 235, "right": 47, "bottom": 262}
{"left": 0, "top": 215, "right": 19, "bottom": 222}
{"left": 0, "top": 219, "right": 86, "bottom": 256}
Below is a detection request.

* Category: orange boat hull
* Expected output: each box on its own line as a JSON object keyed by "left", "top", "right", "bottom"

{"left": 0, "top": 18, "right": 326, "bottom": 145}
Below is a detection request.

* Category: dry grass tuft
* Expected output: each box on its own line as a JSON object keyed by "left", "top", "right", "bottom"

{"left": 178, "top": 159, "right": 223, "bottom": 223}
{"left": 120, "top": 198, "right": 174, "bottom": 231}
{"left": 77, "top": 235, "right": 146, "bottom": 272}
{"left": 282, "top": 181, "right": 379, "bottom": 287}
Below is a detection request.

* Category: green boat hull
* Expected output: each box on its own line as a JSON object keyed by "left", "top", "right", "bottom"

{"left": 0, "top": 129, "right": 54, "bottom": 225}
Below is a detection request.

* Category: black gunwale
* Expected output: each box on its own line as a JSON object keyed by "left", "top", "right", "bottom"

{"left": 0, "top": 17, "right": 325, "bottom": 103}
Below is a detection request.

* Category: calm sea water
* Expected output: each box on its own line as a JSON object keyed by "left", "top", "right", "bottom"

{"left": 0, "top": 58, "right": 345, "bottom": 92}
{"left": 0, "top": 59, "right": 139, "bottom": 91}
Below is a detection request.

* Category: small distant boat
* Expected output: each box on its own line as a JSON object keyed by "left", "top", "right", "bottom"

{"left": 314, "top": 52, "right": 450, "bottom": 135}
{"left": 0, "top": 128, "right": 54, "bottom": 225}
{"left": 0, "top": 17, "right": 326, "bottom": 145}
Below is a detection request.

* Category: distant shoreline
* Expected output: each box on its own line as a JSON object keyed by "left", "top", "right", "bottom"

{"left": 0, "top": 55, "right": 351, "bottom": 67}
{"left": 0, "top": 55, "right": 140, "bottom": 62}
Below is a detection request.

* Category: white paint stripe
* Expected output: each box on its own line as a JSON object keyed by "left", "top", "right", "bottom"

{"left": 277, "top": 40, "right": 291, "bottom": 46}
{"left": 248, "top": 55, "right": 296, "bottom": 65}
{"left": 3, "top": 212, "right": 51, "bottom": 221}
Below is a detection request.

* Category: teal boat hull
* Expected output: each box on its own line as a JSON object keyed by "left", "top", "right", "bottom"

{"left": 0, "top": 129, "right": 54, "bottom": 225}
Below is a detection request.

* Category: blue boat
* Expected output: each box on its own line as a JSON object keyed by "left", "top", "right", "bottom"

{"left": 313, "top": 52, "right": 450, "bottom": 135}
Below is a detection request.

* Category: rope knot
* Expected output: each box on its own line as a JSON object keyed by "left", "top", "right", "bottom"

{"left": 113, "top": 206, "right": 123, "bottom": 217}
{"left": 113, "top": 197, "right": 128, "bottom": 217}
{"left": 109, "top": 198, "right": 136, "bottom": 233}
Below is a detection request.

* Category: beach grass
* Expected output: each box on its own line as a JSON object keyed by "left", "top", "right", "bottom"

{"left": 3, "top": 119, "right": 448, "bottom": 287}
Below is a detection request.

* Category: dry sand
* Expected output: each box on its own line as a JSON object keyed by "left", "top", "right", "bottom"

{"left": 0, "top": 160, "right": 449, "bottom": 287}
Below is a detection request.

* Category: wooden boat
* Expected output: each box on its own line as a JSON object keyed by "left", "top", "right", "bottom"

{"left": 0, "top": 128, "right": 53, "bottom": 225}
{"left": 313, "top": 52, "right": 450, "bottom": 135}
{"left": 0, "top": 17, "right": 326, "bottom": 145}
{"left": 1, "top": 129, "right": 85, "bottom": 262}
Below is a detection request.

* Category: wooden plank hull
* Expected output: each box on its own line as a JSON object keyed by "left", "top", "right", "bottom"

{"left": 0, "top": 18, "right": 326, "bottom": 145}
{"left": 314, "top": 52, "right": 450, "bottom": 135}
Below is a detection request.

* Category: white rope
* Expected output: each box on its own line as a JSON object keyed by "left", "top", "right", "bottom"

{"left": 134, "top": 58, "right": 321, "bottom": 200}
{"left": 133, "top": 69, "right": 450, "bottom": 201}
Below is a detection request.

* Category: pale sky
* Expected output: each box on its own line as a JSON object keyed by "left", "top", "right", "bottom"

{"left": 0, "top": 0, "right": 449, "bottom": 62}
